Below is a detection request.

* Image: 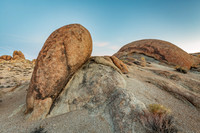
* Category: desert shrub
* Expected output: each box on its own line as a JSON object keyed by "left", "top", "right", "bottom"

{"left": 140, "top": 104, "right": 178, "bottom": 133}
{"left": 175, "top": 66, "right": 187, "bottom": 74}
{"left": 148, "top": 104, "right": 171, "bottom": 115}
{"left": 31, "top": 126, "right": 47, "bottom": 133}
{"left": 140, "top": 57, "right": 146, "bottom": 67}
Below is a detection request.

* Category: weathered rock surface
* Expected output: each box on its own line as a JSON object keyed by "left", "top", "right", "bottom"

{"left": 92, "top": 56, "right": 129, "bottom": 74}
{"left": 190, "top": 53, "right": 200, "bottom": 72}
{"left": 110, "top": 56, "right": 129, "bottom": 74}
{"left": 0, "top": 55, "right": 12, "bottom": 61}
{"left": 47, "top": 57, "right": 146, "bottom": 133}
{"left": 31, "top": 59, "right": 36, "bottom": 64}
{"left": 26, "top": 24, "right": 93, "bottom": 116}
{"left": 0, "top": 61, "right": 33, "bottom": 93}
{"left": 1, "top": 54, "right": 200, "bottom": 132}
{"left": 13, "top": 50, "right": 25, "bottom": 60}
{"left": 1, "top": 36, "right": 200, "bottom": 133}
{"left": 114, "top": 39, "right": 193, "bottom": 70}
{"left": 0, "top": 50, "right": 27, "bottom": 62}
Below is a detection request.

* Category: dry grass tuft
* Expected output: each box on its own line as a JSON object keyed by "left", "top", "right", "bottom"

{"left": 140, "top": 57, "right": 146, "bottom": 67}
{"left": 140, "top": 104, "right": 178, "bottom": 133}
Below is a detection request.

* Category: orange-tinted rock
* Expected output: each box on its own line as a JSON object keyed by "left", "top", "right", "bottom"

{"left": 91, "top": 56, "right": 128, "bottom": 74}
{"left": 114, "top": 39, "right": 193, "bottom": 70}
{"left": 12, "top": 55, "right": 21, "bottom": 60}
{"left": 13, "top": 50, "right": 25, "bottom": 60}
{"left": 32, "top": 59, "right": 36, "bottom": 64}
{"left": 26, "top": 24, "right": 92, "bottom": 116}
{"left": 190, "top": 53, "right": 200, "bottom": 67}
{"left": 28, "top": 98, "right": 52, "bottom": 121}
{"left": 110, "top": 56, "right": 129, "bottom": 74}
{"left": 0, "top": 55, "right": 12, "bottom": 61}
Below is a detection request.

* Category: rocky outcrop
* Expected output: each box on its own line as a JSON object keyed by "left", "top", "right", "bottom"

{"left": 0, "top": 55, "right": 12, "bottom": 61}
{"left": 92, "top": 56, "right": 129, "bottom": 74}
{"left": 0, "top": 60, "right": 33, "bottom": 93}
{"left": 13, "top": 50, "right": 25, "bottom": 60}
{"left": 190, "top": 53, "right": 200, "bottom": 72}
{"left": 25, "top": 24, "right": 93, "bottom": 115}
{"left": 46, "top": 57, "right": 146, "bottom": 133}
{"left": 26, "top": 55, "right": 131, "bottom": 121}
{"left": 0, "top": 50, "right": 27, "bottom": 62}
{"left": 114, "top": 39, "right": 193, "bottom": 70}
{"left": 31, "top": 59, "right": 36, "bottom": 64}
{"left": 26, "top": 56, "right": 146, "bottom": 132}
{"left": 110, "top": 56, "right": 129, "bottom": 74}
{"left": 146, "top": 77, "right": 200, "bottom": 109}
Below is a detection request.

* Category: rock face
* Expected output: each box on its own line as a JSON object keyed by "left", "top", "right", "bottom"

{"left": 25, "top": 24, "right": 93, "bottom": 116}
{"left": 0, "top": 55, "right": 12, "bottom": 61}
{"left": 13, "top": 50, "right": 25, "bottom": 60}
{"left": 190, "top": 53, "right": 200, "bottom": 72}
{"left": 0, "top": 51, "right": 26, "bottom": 61}
{"left": 25, "top": 56, "right": 145, "bottom": 132}
{"left": 114, "top": 39, "right": 193, "bottom": 70}
{"left": 92, "top": 56, "right": 129, "bottom": 74}
{"left": 31, "top": 59, "right": 36, "bottom": 64}
{"left": 0, "top": 60, "right": 33, "bottom": 93}
{"left": 48, "top": 57, "right": 146, "bottom": 133}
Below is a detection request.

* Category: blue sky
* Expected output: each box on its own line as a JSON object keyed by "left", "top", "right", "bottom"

{"left": 0, "top": 0, "right": 200, "bottom": 60}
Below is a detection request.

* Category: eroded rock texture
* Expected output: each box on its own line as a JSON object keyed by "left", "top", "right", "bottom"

{"left": 25, "top": 24, "right": 92, "bottom": 117}
{"left": 48, "top": 57, "right": 146, "bottom": 133}
{"left": 13, "top": 50, "right": 25, "bottom": 60}
{"left": 114, "top": 39, "right": 193, "bottom": 70}
{"left": 0, "top": 55, "right": 12, "bottom": 61}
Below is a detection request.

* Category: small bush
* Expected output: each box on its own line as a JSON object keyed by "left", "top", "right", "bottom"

{"left": 175, "top": 66, "right": 187, "bottom": 74}
{"left": 140, "top": 104, "right": 178, "bottom": 133}
{"left": 140, "top": 57, "right": 146, "bottom": 67}
{"left": 31, "top": 126, "right": 47, "bottom": 133}
{"left": 148, "top": 104, "right": 171, "bottom": 115}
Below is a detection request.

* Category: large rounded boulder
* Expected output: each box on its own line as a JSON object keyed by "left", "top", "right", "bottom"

{"left": 25, "top": 24, "right": 92, "bottom": 115}
{"left": 114, "top": 39, "right": 193, "bottom": 70}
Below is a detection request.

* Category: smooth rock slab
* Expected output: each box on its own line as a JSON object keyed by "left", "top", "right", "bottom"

{"left": 48, "top": 57, "right": 146, "bottom": 133}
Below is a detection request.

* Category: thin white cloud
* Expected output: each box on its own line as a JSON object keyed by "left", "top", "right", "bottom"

{"left": 94, "top": 42, "right": 109, "bottom": 47}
